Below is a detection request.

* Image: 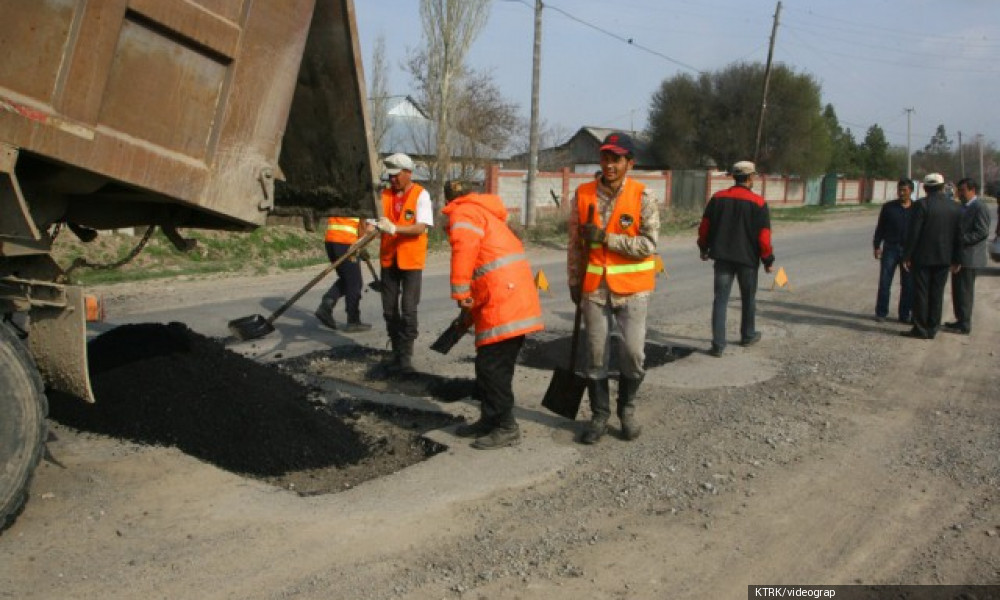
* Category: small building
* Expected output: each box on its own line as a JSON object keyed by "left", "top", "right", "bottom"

{"left": 508, "top": 126, "right": 667, "bottom": 172}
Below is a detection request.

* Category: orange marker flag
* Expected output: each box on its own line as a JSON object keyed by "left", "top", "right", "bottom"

{"left": 534, "top": 269, "right": 550, "bottom": 293}
{"left": 772, "top": 266, "right": 789, "bottom": 289}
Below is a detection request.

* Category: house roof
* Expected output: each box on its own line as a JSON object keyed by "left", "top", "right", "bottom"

{"left": 372, "top": 95, "right": 506, "bottom": 160}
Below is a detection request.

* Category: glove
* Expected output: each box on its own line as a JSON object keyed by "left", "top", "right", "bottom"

{"left": 570, "top": 286, "right": 581, "bottom": 306}
{"left": 580, "top": 223, "right": 606, "bottom": 244}
{"left": 376, "top": 216, "right": 397, "bottom": 235}
{"left": 358, "top": 248, "right": 371, "bottom": 261}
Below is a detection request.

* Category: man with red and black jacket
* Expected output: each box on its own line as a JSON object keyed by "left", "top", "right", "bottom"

{"left": 697, "top": 161, "right": 775, "bottom": 357}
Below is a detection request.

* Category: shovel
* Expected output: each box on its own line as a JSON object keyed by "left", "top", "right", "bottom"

{"left": 228, "top": 228, "right": 379, "bottom": 341}
{"left": 541, "top": 204, "right": 594, "bottom": 420}
{"left": 430, "top": 308, "right": 473, "bottom": 354}
{"left": 361, "top": 253, "right": 385, "bottom": 293}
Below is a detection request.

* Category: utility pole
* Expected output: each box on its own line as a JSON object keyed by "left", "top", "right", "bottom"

{"left": 958, "top": 130, "right": 965, "bottom": 176}
{"left": 525, "top": 0, "right": 543, "bottom": 228}
{"left": 977, "top": 134, "right": 985, "bottom": 195}
{"left": 754, "top": 0, "right": 782, "bottom": 164}
{"left": 904, "top": 108, "right": 915, "bottom": 180}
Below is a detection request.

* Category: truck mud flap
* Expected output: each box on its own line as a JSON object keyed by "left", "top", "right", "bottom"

{"left": 29, "top": 286, "right": 95, "bottom": 402}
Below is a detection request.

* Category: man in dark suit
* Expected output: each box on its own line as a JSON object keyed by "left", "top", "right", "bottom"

{"left": 944, "top": 178, "right": 991, "bottom": 334}
{"left": 902, "top": 173, "right": 962, "bottom": 339}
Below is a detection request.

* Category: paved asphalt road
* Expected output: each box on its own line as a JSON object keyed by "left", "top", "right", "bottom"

{"left": 93, "top": 210, "right": 882, "bottom": 364}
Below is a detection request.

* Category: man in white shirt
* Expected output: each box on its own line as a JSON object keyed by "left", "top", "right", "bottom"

{"left": 373, "top": 153, "right": 434, "bottom": 374}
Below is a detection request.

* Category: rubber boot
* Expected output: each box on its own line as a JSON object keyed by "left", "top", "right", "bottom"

{"left": 580, "top": 378, "right": 610, "bottom": 445}
{"left": 314, "top": 297, "right": 337, "bottom": 330}
{"left": 472, "top": 423, "right": 521, "bottom": 450}
{"left": 397, "top": 339, "right": 415, "bottom": 375}
{"left": 380, "top": 337, "right": 401, "bottom": 373}
{"left": 617, "top": 375, "right": 644, "bottom": 441}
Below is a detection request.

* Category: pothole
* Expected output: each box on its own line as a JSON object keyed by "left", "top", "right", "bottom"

{"left": 47, "top": 322, "right": 457, "bottom": 496}
{"left": 519, "top": 330, "right": 695, "bottom": 373}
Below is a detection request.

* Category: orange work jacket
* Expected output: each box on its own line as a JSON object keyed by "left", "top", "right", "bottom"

{"left": 576, "top": 179, "right": 656, "bottom": 294}
{"left": 324, "top": 217, "right": 361, "bottom": 244}
{"left": 380, "top": 184, "right": 428, "bottom": 270}
{"left": 442, "top": 193, "right": 544, "bottom": 347}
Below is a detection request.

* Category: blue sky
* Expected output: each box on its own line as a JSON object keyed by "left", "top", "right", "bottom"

{"left": 355, "top": 0, "right": 1000, "bottom": 151}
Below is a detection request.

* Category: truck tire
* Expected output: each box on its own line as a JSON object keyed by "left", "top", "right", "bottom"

{"left": 0, "top": 324, "right": 47, "bottom": 532}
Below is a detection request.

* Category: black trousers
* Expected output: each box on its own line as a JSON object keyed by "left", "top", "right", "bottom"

{"left": 950, "top": 266, "right": 977, "bottom": 330}
{"left": 380, "top": 264, "right": 422, "bottom": 343}
{"left": 321, "top": 242, "right": 364, "bottom": 322}
{"left": 913, "top": 265, "right": 950, "bottom": 337}
{"left": 475, "top": 335, "right": 525, "bottom": 429}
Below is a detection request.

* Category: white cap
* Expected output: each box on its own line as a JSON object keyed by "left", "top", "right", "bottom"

{"left": 383, "top": 153, "right": 415, "bottom": 175}
{"left": 923, "top": 172, "right": 945, "bottom": 186}
{"left": 731, "top": 161, "right": 757, "bottom": 176}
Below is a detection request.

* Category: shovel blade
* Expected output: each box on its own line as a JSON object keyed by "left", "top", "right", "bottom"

{"left": 541, "top": 368, "right": 587, "bottom": 420}
{"left": 368, "top": 281, "right": 385, "bottom": 293}
{"left": 228, "top": 314, "right": 275, "bottom": 341}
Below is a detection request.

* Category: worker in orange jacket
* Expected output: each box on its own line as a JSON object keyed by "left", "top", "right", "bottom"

{"left": 315, "top": 216, "right": 371, "bottom": 333}
{"left": 568, "top": 132, "right": 660, "bottom": 444}
{"left": 373, "top": 153, "right": 434, "bottom": 374}
{"left": 442, "top": 180, "right": 544, "bottom": 450}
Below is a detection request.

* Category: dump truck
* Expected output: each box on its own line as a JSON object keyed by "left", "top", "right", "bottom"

{"left": 1, "top": 0, "right": 380, "bottom": 529}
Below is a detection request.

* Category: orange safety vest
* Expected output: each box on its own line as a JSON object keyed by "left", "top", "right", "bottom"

{"left": 324, "top": 217, "right": 361, "bottom": 244}
{"left": 576, "top": 179, "right": 656, "bottom": 294}
{"left": 442, "top": 193, "right": 544, "bottom": 347}
{"left": 380, "top": 184, "right": 428, "bottom": 269}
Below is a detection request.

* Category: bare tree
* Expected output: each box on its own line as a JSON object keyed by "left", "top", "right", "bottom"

{"left": 419, "top": 0, "right": 491, "bottom": 211}
{"left": 368, "top": 34, "right": 390, "bottom": 155}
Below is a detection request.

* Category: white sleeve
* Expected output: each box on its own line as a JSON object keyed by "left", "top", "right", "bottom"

{"left": 415, "top": 189, "right": 434, "bottom": 226}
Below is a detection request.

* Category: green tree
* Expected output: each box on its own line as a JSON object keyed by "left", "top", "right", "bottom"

{"left": 822, "top": 104, "right": 860, "bottom": 176}
{"left": 859, "top": 124, "right": 892, "bottom": 178}
{"left": 647, "top": 62, "right": 831, "bottom": 175}
{"left": 912, "top": 124, "right": 954, "bottom": 176}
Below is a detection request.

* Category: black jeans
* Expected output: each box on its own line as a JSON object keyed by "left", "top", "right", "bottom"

{"left": 712, "top": 259, "right": 759, "bottom": 348}
{"left": 380, "top": 264, "right": 422, "bottom": 343}
{"left": 475, "top": 335, "right": 525, "bottom": 429}
{"left": 321, "top": 242, "right": 364, "bottom": 322}
{"left": 913, "top": 265, "right": 950, "bottom": 337}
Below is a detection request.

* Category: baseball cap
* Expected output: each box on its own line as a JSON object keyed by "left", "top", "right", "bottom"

{"left": 923, "top": 172, "right": 945, "bottom": 186}
{"left": 731, "top": 161, "right": 757, "bottom": 176}
{"left": 383, "top": 153, "right": 415, "bottom": 175}
{"left": 599, "top": 132, "right": 636, "bottom": 157}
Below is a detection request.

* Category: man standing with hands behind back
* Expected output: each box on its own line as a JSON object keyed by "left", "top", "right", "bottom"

{"left": 697, "top": 161, "right": 775, "bottom": 358}
{"left": 567, "top": 132, "right": 660, "bottom": 445}
{"left": 944, "top": 178, "right": 990, "bottom": 335}
{"left": 374, "top": 153, "right": 433, "bottom": 374}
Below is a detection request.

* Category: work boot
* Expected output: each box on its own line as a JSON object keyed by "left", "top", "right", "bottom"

{"left": 455, "top": 418, "right": 495, "bottom": 439}
{"left": 314, "top": 297, "right": 338, "bottom": 330}
{"left": 617, "top": 375, "right": 644, "bottom": 441}
{"left": 580, "top": 378, "right": 610, "bottom": 445}
{"left": 397, "top": 339, "right": 415, "bottom": 375}
{"left": 380, "top": 338, "right": 402, "bottom": 373}
{"left": 472, "top": 424, "right": 521, "bottom": 450}
{"left": 342, "top": 320, "right": 372, "bottom": 333}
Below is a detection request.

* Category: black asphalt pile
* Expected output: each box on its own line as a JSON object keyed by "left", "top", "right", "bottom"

{"left": 48, "top": 322, "right": 368, "bottom": 477}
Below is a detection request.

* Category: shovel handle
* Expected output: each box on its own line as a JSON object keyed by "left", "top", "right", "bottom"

{"left": 266, "top": 228, "right": 379, "bottom": 326}
{"left": 567, "top": 204, "right": 595, "bottom": 371}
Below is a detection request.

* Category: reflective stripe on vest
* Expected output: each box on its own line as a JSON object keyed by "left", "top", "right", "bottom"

{"left": 325, "top": 217, "right": 360, "bottom": 244}
{"left": 473, "top": 252, "right": 527, "bottom": 280}
{"left": 475, "top": 315, "right": 544, "bottom": 345}
{"left": 577, "top": 179, "right": 656, "bottom": 294}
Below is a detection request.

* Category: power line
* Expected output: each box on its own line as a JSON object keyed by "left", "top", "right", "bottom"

{"left": 501, "top": 0, "right": 703, "bottom": 73}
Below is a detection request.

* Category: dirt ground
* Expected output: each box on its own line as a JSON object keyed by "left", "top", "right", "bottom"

{"left": 2, "top": 213, "right": 999, "bottom": 599}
